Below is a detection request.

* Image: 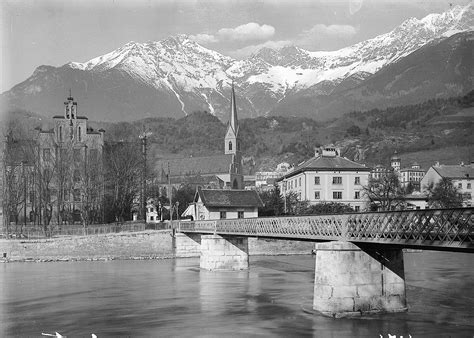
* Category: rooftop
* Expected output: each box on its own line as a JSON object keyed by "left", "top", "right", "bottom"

{"left": 196, "top": 188, "right": 263, "bottom": 208}
{"left": 432, "top": 164, "right": 474, "bottom": 179}
{"left": 156, "top": 155, "right": 233, "bottom": 180}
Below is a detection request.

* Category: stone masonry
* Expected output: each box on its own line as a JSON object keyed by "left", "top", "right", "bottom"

{"left": 174, "top": 233, "right": 202, "bottom": 258}
{"left": 200, "top": 235, "right": 249, "bottom": 271}
{"left": 313, "top": 241, "right": 407, "bottom": 317}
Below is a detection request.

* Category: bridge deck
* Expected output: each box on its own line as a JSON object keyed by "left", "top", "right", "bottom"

{"left": 175, "top": 208, "right": 474, "bottom": 252}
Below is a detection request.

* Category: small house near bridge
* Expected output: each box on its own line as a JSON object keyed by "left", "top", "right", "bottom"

{"left": 182, "top": 187, "right": 263, "bottom": 220}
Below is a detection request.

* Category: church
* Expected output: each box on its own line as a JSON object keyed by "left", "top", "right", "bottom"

{"left": 154, "top": 83, "right": 244, "bottom": 191}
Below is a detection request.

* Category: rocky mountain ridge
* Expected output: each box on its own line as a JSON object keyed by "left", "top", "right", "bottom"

{"left": 2, "top": 4, "right": 473, "bottom": 121}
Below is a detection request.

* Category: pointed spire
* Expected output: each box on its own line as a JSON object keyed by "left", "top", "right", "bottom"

{"left": 229, "top": 80, "right": 238, "bottom": 134}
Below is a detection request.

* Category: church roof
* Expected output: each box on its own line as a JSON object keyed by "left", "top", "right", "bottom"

{"left": 156, "top": 155, "right": 233, "bottom": 180}
{"left": 53, "top": 115, "right": 88, "bottom": 120}
{"left": 196, "top": 188, "right": 263, "bottom": 208}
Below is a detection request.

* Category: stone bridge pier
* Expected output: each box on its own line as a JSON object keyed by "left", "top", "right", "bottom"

{"left": 175, "top": 233, "right": 249, "bottom": 271}
{"left": 313, "top": 241, "right": 407, "bottom": 317}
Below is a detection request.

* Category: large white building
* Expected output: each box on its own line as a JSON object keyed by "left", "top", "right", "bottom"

{"left": 421, "top": 162, "right": 474, "bottom": 206}
{"left": 277, "top": 146, "right": 371, "bottom": 212}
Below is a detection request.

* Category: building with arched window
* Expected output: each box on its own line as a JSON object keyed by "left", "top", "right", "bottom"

{"left": 3, "top": 94, "right": 105, "bottom": 228}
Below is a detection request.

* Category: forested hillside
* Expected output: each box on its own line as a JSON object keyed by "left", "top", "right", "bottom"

{"left": 2, "top": 91, "right": 473, "bottom": 172}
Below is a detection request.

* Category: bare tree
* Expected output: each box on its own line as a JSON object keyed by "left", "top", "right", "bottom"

{"left": 104, "top": 141, "right": 142, "bottom": 223}
{"left": 363, "top": 171, "right": 404, "bottom": 211}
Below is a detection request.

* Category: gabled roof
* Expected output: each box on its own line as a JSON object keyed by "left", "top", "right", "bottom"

{"left": 280, "top": 155, "right": 370, "bottom": 180}
{"left": 195, "top": 188, "right": 263, "bottom": 208}
{"left": 156, "top": 155, "right": 233, "bottom": 179}
{"left": 432, "top": 165, "right": 474, "bottom": 179}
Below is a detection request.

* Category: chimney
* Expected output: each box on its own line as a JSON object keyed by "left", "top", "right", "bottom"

{"left": 434, "top": 161, "right": 440, "bottom": 167}
{"left": 314, "top": 148, "right": 321, "bottom": 158}
{"left": 460, "top": 161, "right": 464, "bottom": 167}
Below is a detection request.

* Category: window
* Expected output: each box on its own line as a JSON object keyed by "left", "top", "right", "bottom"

{"left": 333, "top": 191, "right": 342, "bottom": 199}
{"left": 355, "top": 191, "right": 360, "bottom": 199}
{"left": 90, "top": 149, "right": 98, "bottom": 163}
{"left": 220, "top": 211, "right": 226, "bottom": 219}
{"left": 314, "top": 191, "right": 320, "bottom": 200}
{"left": 74, "top": 149, "right": 81, "bottom": 162}
{"left": 238, "top": 211, "right": 244, "bottom": 219}
{"left": 355, "top": 206, "right": 360, "bottom": 212}
{"left": 149, "top": 207, "right": 154, "bottom": 213}
{"left": 150, "top": 216, "right": 154, "bottom": 221}
{"left": 73, "top": 189, "right": 81, "bottom": 202}
{"left": 29, "top": 191, "right": 35, "bottom": 203}
{"left": 314, "top": 176, "right": 320, "bottom": 185}
{"left": 299, "top": 177, "right": 301, "bottom": 187}
{"left": 43, "top": 148, "right": 51, "bottom": 162}
{"left": 74, "top": 169, "right": 81, "bottom": 182}
{"left": 458, "top": 183, "right": 462, "bottom": 189}
{"left": 468, "top": 183, "right": 471, "bottom": 189}
{"left": 59, "top": 126, "right": 63, "bottom": 142}
{"left": 355, "top": 177, "right": 360, "bottom": 185}
{"left": 228, "top": 141, "right": 232, "bottom": 151}
{"left": 78, "top": 126, "right": 82, "bottom": 142}
{"left": 332, "top": 176, "right": 342, "bottom": 184}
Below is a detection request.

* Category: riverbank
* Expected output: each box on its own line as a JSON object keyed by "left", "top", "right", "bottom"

{"left": 0, "top": 230, "right": 314, "bottom": 263}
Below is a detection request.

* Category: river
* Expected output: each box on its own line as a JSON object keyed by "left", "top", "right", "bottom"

{"left": 1, "top": 251, "right": 473, "bottom": 337}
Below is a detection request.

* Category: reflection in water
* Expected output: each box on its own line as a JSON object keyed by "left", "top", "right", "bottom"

{"left": 0, "top": 252, "right": 473, "bottom": 337}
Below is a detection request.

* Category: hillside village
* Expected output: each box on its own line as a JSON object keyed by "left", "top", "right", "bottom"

{"left": 2, "top": 87, "right": 473, "bottom": 232}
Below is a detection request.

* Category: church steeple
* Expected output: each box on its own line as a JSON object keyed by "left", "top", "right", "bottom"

{"left": 64, "top": 89, "right": 77, "bottom": 121}
{"left": 224, "top": 82, "right": 243, "bottom": 189}
{"left": 225, "top": 82, "right": 240, "bottom": 155}
{"left": 229, "top": 81, "right": 239, "bottom": 136}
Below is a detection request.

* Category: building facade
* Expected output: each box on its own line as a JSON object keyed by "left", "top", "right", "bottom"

{"left": 277, "top": 146, "right": 371, "bottom": 212}
{"left": 421, "top": 162, "right": 474, "bottom": 207}
{"left": 3, "top": 95, "right": 105, "bottom": 229}
{"left": 399, "top": 162, "right": 426, "bottom": 191}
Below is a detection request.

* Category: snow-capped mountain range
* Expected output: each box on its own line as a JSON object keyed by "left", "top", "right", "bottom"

{"left": 2, "top": 4, "right": 473, "bottom": 121}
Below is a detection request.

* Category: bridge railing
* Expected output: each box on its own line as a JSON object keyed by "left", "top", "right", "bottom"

{"left": 176, "top": 208, "right": 473, "bottom": 250}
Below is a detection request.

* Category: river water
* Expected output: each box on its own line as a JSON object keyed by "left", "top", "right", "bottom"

{"left": 1, "top": 251, "right": 473, "bottom": 337}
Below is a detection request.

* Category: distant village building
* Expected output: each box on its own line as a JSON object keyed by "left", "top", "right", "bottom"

{"left": 399, "top": 162, "right": 426, "bottom": 191}
{"left": 401, "top": 192, "right": 429, "bottom": 210}
{"left": 154, "top": 83, "right": 244, "bottom": 193}
{"left": 255, "top": 162, "right": 293, "bottom": 189}
{"left": 277, "top": 145, "right": 371, "bottom": 212}
{"left": 421, "top": 162, "right": 474, "bottom": 207}
{"left": 3, "top": 94, "right": 105, "bottom": 228}
{"left": 182, "top": 187, "right": 263, "bottom": 220}
{"left": 372, "top": 153, "right": 426, "bottom": 192}
{"left": 371, "top": 164, "right": 392, "bottom": 180}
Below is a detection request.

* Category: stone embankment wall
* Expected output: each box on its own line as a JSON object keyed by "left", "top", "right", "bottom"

{"left": 0, "top": 231, "right": 174, "bottom": 262}
{"left": 0, "top": 231, "right": 314, "bottom": 262}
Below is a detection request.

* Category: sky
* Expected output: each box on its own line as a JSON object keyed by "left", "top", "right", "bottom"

{"left": 0, "top": 0, "right": 471, "bottom": 92}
